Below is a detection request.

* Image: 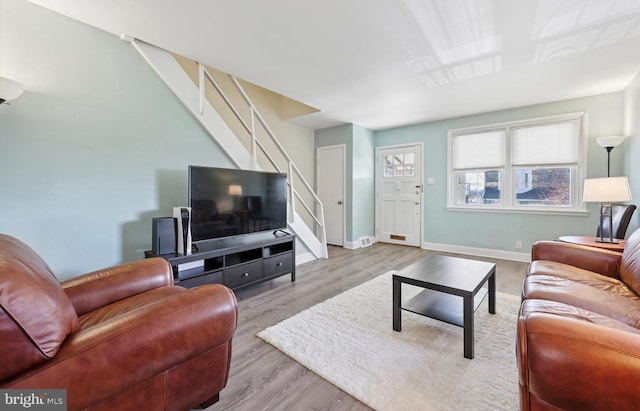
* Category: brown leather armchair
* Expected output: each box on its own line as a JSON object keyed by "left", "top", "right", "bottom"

{"left": 0, "top": 234, "right": 238, "bottom": 411}
{"left": 517, "top": 228, "right": 640, "bottom": 410}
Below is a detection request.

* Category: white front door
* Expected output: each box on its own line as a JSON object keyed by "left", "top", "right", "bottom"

{"left": 317, "top": 145, "right": 345, "bottom": 246}
{"left": 376, "top": 144, "right": 423, "bottom": 247}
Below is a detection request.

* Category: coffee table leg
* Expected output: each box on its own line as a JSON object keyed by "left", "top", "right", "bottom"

{"left": 463, "top": 294, "right": 474, "bottom": 359}
{"left": 393, "top": 278, "right": 401, "bottom": 332}
{"left": 489, "top": 270, "right": 496, "bottom": 314}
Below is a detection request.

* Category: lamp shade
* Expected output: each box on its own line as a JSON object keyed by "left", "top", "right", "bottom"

{"left": 0, "top": 77, "right": 25, "bottom": 102}
{"left": 596, "top": 136, "right": 626, "bottom": 148}
{"left": 583, "top": 177, "right": 633, "bottom": 202}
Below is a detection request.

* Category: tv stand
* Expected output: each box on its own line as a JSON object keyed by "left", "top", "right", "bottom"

{"left": 145, "top": 232, "right": 295, "bottom": 291}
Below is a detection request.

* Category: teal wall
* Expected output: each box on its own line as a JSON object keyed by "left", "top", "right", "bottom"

{"left": 351, "top": 125, "right": 375, "bottom": 240}
{"left": 375, "top": 92, "right": 625, "bottom": 252}
{"left": 317, "top": 91, "right": 634, "bottom": 252}
{"left": 0, "top": 1, "right": 233, "bottom": 280}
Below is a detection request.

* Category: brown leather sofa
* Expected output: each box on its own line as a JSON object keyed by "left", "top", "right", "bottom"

{"left": 517, "top": 227, "right": 640, "bottom": 411}
{"left": 0, "top": 234, "right": 238, "bottom": 411}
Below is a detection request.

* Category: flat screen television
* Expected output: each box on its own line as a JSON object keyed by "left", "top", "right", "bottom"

{"left": 188, "top": 166, "right": 288, "bottom": 243}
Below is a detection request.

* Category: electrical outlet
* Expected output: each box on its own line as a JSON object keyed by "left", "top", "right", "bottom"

{"left": 516, "top": 241, "right": 522, "bottom": 249}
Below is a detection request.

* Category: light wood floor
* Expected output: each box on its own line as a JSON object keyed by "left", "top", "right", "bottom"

{"left": 206, "top": 243, "right": 528, "bottom": 411}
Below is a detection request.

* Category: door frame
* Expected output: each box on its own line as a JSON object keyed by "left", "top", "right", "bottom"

{"left": 317, "top": 144, "right": 346, "bottom": 247}
{"left": 375, "top": 142, "right": 424, "bottom": 247}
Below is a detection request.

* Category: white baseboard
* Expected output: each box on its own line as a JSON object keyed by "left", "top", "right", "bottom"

{"left": 343, "top": 241, "right": 358, "bottom": 250}
{"left": 332, "top": 238, "right": 530, "bottom": 263}
{"left": 422, "top": 242, "right": 531, "bottom": 263}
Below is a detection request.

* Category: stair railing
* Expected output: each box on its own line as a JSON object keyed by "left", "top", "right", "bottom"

{"left": 197, "top": 63, "right": 327, "bottom": 252}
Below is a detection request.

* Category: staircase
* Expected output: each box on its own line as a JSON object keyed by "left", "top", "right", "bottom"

{"left": 129, "top": 39, "right": 328, "bottom": 263}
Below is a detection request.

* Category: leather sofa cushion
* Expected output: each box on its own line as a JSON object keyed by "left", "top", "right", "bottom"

{"left": 621, "top": 228, "right": 640, "bottom": 296}
{"left": 528, "top": 260, "right": 640, "bottom": 300}
{"left": 523, "top": 274, "right": 640, "bottom": 328}
{"left": 521, "top": 298, "right": 640, "bottom": 335}
{"left": 0, "top": 235, "right": 80, "bottom": 380}
{"left": 77, "top": 286, "right": 186, "bottom": 329}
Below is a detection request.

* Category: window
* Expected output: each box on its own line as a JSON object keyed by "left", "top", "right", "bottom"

{"left": 452, "top": 129, "right": 505, "bottom": 206}
{"left": 383, "top": 153, "right": 415, "bottom": 177}
{"left": 447, "top": 112, "right": 586, "bottom": 213}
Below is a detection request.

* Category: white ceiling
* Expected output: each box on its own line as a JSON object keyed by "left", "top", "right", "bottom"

{"left": 25, "top": 0, "right": 640, "bottom": 130}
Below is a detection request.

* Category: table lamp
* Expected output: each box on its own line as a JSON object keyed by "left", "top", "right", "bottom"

{"left": 583, "top": 176, "right": 633, "bottom": 243}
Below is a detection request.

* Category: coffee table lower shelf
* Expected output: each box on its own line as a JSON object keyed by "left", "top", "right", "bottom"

{"left": 403, "top": 288, "right": 489, "bottom": 327}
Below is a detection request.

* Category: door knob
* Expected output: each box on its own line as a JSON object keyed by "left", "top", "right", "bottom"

{"left": 338, "top": 201, "right": 343, "bottom": 205}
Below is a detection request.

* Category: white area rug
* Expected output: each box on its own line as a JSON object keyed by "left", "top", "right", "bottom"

{"left": 257, "top": 271, "right": 520, "bottom": 411}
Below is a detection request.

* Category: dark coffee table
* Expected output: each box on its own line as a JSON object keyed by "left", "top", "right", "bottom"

{"left": 392, "top": 254, "right": 496, "bottom": 359}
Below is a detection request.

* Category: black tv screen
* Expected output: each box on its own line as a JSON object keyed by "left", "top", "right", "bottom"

{"left": 188, "top": 166, "right": 288, "bottom": 242}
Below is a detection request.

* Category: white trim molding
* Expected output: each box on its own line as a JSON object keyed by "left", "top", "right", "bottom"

{"left": 422, "top": 241, "right": 531, "bottom": 263}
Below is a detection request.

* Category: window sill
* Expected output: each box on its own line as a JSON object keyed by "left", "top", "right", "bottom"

{"left": 445, "top": 205, "right": 589, "bottom": 217}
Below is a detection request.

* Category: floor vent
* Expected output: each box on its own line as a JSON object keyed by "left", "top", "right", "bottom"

{"left": 359, "top": 237, "right": 372, "bottom": 248}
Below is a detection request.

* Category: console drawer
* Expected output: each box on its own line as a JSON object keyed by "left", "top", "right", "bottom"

{"left": 264, "top": 252, "right": 293, "bottom": 278}
{"left": 225, "top": 260, "right": 263, "bottom": 289}
{"left": 176, "top": 270, "right": 223, "bottom": 289}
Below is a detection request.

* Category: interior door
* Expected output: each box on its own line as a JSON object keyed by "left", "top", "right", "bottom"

{"left": 376, "top": 144, "right": 423, "bottom": 247}
{"left": 317, "top": 145, "right": 345, "bottom": 246}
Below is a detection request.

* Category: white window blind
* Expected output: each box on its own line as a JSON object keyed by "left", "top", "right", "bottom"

{"left": 452, "top": 130, "right": 506, "bottom": 169}
{"left": 448, "top": 111, "right": 586, "bottom": 212}
{"left": 511, "top": 121, "right": 579, "bottom": 165}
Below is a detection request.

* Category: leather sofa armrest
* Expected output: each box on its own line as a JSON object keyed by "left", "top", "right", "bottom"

{"left": 517, "top": 305, "right": 640, "bottom": 411}
{"left": 4, "top": 284, "right": 238, "bottom": 411}
{"left": 61, "top": 258, "right": 174, "bottom": 316}
{"left": 531, "top": 241, "right": 622, "bottom": 279}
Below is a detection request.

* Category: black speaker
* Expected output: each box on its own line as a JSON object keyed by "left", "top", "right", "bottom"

{"left": 152, "top": 217, "right": 177, "bottom": 255}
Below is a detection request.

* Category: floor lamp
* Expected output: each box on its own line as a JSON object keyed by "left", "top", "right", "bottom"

{"left": 596, "top": 136, "right": 626, "bottom": 177}
{"left": 0, "top": 76, "right": 25, "bottom": 104}
{"left": 583, "top": 177, "right": 633, "bottom": 243}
